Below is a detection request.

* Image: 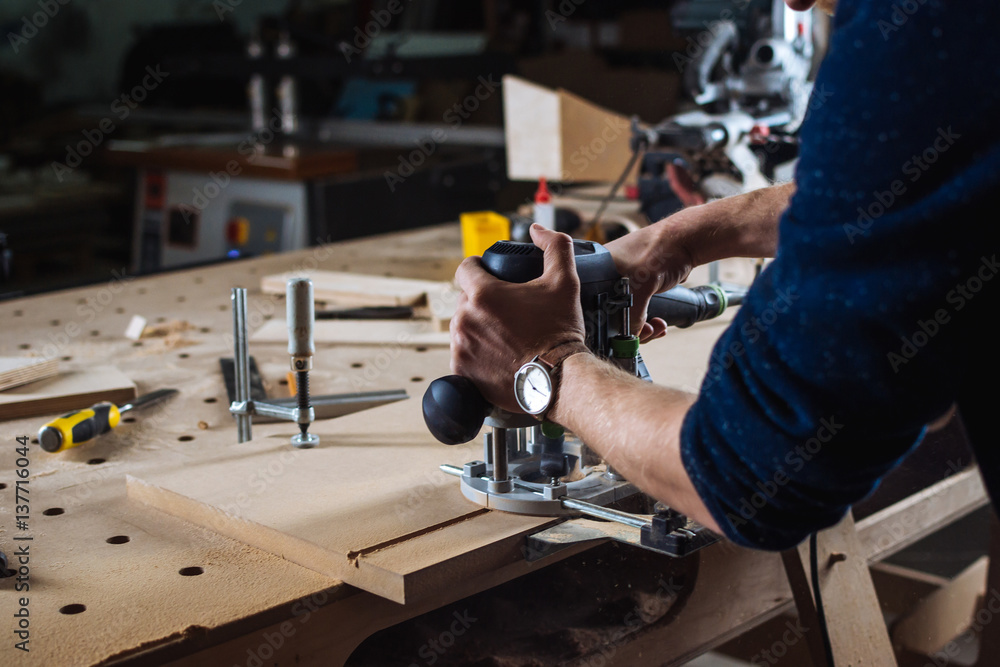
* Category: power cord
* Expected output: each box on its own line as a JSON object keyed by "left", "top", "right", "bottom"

{"left": 810, "top": 532, "right": 836, "bottom": 666}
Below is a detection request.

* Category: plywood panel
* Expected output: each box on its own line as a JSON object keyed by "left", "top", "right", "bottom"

{"left": 251, "top": 319, "right": 451, "bottom": 347}
{"left": 0, "top": 366, "right": 136, "bottom": 420}
{"left": 127, "top": 398, "right": 555, "bottom": 603}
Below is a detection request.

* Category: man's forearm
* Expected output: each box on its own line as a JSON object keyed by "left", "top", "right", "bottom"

{"left": 665, "top": 181, "right": 794, "bottom": 267}
{"left": 549, "top": 353, "right": 721, "bottom": 533}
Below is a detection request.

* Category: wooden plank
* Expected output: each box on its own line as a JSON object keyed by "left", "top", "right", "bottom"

{"left": 0, "top": 355, "right": 58, "bottom": 391}
{"left": 783, "top": 512, "right": 897, "bottom": 667}
{"left": 870, "top": 562, "right": 948, "bottom": 616}
{"left": 260, "top": 270, "right": 450, "bottom": 308}
{"left": 0, "top": 366, "right": 136, "bottom": 420}
{"left": 977, "top": 511, "right": 1000, "bottom": 666}
{"left": 858, "top": 468, "right": 990, "bottom": 563}
{"left": 251, "top": 318, "right": 450, "bottom": 347}
{"left": 892, "top": 557, "right": 988, "bottom": 655}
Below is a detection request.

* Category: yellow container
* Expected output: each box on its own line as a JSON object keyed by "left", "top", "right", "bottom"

{"left": 460, "top": 211, "right": 510, "bottom": 258}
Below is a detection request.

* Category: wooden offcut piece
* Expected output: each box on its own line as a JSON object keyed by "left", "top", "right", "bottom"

{"left": 261, "top": 270, "right": 450, "bottom": 308}
{"left": 891, "top": 556, "right": 988, "bottom": 656}
{"left": 0, "top": 356, "right": 59, "bottom": 392}
{"left": 0, "top": 366, "right": 136, "bottom": 420}
{"left": 127, "top": 401, "right": 554, "bottom": 603}
{"left": 261, "top": 270, "right": 459, "bottom": 330}
{"left": 502, "top": 75, "right": 637, "bottom": 183}
{"left": 251, "top": 319, "right": 450, "bottom": 347}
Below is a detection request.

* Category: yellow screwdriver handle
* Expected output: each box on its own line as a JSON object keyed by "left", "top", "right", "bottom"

{"left": 38, "top": 402, "right": 121, "bottom": 453}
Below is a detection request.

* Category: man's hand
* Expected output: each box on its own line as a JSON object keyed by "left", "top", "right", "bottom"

{"left": 450, "top": 224, "right": 587, "bottom": 412}
{"left": 603, "top": 214, "right": 697, "bottom": 342}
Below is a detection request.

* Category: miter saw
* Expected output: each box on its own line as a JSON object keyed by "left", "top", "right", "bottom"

{"left": 422, "top": 240, "right": 743, "bottom": 560}
{"left": 636, "top": 0, "right": 817, "bottom": 222}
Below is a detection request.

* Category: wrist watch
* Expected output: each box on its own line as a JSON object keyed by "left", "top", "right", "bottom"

{"left": 513, "top": 341, "right": 587, "bottom": 420}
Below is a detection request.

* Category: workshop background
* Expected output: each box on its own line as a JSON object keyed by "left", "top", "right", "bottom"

{"left": 0, "top": 0, "right": 698, "bottom": 298}
{"left": 0, "top": 1, "right": 994, "bottom": 666}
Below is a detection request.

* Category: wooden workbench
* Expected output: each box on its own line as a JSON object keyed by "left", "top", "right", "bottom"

{"left": 0, "top": 224, "right": 991, "bottom": 666}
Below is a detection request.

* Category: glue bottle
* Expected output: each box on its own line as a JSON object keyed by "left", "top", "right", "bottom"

{"left": 533, "top": 177, "right": 555, "bottom": 230}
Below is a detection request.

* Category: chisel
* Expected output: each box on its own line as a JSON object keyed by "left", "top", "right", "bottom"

{"left": 37, "top": 389, "right": 178, "bottom": 453}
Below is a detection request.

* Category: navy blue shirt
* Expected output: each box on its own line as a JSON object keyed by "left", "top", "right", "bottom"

{"left": 680, "top": 0, "right": 1000, "bottom": 550}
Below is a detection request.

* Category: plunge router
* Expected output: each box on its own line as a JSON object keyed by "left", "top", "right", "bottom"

{"left": 423, "top": 240, "right": 743, "bottom": 558}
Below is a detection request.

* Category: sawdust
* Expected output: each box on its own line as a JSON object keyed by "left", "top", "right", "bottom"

{"left": 141, "top": 320, "right": 195, "bottom": 338}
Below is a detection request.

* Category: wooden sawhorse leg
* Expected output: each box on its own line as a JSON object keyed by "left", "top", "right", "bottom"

{"left": 782, "top": 511, "right": 898, "bottom": 667}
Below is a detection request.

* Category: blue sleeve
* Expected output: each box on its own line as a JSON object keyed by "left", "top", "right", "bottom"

{"left": 680, "top": 0, "right": 1000, "bottom": 550}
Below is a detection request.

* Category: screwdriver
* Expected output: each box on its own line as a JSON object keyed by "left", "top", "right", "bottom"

{"left": 37, "top": 389, "right": 178, "bottom": 453}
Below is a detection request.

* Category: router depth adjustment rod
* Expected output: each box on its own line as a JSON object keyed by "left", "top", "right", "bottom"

{"left": 287, "top": 278, "right": 319, "bottom": 448}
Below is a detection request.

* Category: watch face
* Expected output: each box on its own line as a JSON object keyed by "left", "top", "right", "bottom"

{"left": 514, "top": 363, "right": 552, "bottom": 415}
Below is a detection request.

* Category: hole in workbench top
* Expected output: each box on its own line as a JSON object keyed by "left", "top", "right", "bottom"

{"left": 156, "top": 317, "right": 166, "bottom": 323}
{"left": 50, "top": 319, "right": 60, "bottom": 326}
{"left": 179, "top": 567, "right": 204, "bottom": 576}
{"left": 178, "top": 353, "right": 190, "bottom": 359}
{"left": 200, "top": 327, "right": 210, "bottom": 333}
{"left": 132, "top": 341, "right": 143, "bottom": 347}
{"left": 13, "top": 310, "right": 22, "bottom": 316}
{"left": 77, "top": 298, "right": 86, "bottom": 305}
{"left": 31, "top": 438, "right": 38, "bottom": 444}
{"left": 264, "top": 314, "right": 273, "bottom": 320}
{"left": 178, "top": 435, "right": 194, "bottom": 442}
{"left": 59, "top": 604, "right": 86, "bottom": 615}
{"left": 351, "top": 362, "right": 363, "bottom": 368}
{"left": 90, "top": 330, "right": 100, "bottom": 337}
{"left": 61, "top": 356, "right": 72, "bottom": 361}
{"left": 411, "top": 377, "right": 424, "bottom": 383}
{"left": 415, "top": 347, "right": 428, "bottom": 353}
{"left": 203, "top": 397, "right": 217, "bottom": 403}
{"left": 194, "top": 276, "right": 203, "bottom": 284}
{"left": 0, "top": 483, "right": 6, "bottom": 490}
{"left": 177, "top": 296, "right": 186, "bottom": 303}
{"left": 18, "top": 344, "right": 29, "bottom": 349}
{"left": 218, "top": 305, "right": 227, "bottom": 311}
{"left": 106, "top": 535, "right": 130, "bottom": 545}
{"left": 278, "top": 378, "right": 288, "bottom": 385}
{"left": 122, "top": 417, "right": 136, "bottom": 423}
{"left": 137, "top": 288, "right": 147, "bottom": 295}
{"left": 87, "top": 458, "right": 106, "bottom": 465}
{"left": 43, "top": 508, "right": 65, "bottom": 516}
{"left": 116, "top": 307, "right": 125, "bottom": 314}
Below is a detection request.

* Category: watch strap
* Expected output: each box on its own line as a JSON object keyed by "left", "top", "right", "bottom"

{"left": 535, "top": 340, "right": 589, "bottom": 422}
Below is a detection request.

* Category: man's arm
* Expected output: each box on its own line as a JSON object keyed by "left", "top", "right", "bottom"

{"left": 605, "top": 182, "right": 794, "bottom": 338}
{"left": 547, "top": 353, "right": 720, "bottom": 533}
